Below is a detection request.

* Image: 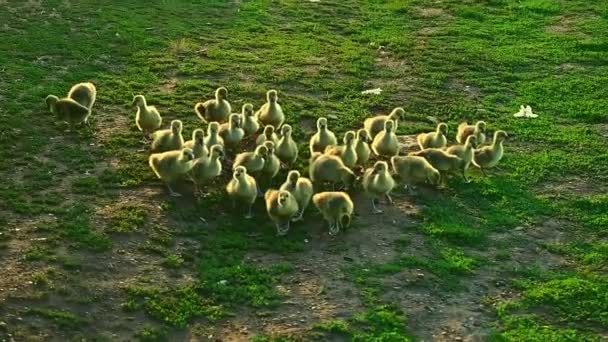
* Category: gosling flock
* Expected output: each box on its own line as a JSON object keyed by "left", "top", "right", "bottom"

{"left": 46, "top": 83, "right": 508, "bottom": 236}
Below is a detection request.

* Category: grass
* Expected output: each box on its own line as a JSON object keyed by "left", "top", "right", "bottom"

{"left": 0, "top": 0, "right": 606, "bottom": 340}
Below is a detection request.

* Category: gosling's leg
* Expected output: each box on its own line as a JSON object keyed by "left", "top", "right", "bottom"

{"left": 256, "top": 183, "right": 264, "bottom": 198}
{"left": 372, "top": 198, "right": 383, "bottom": 214}
{"left": 385, "top": 192, "right": 393, "bottom": 205}
{"left": 292, "top": 203, "right": 308, "bottom": 222}
{"left": 245, "top": 204, "right": 253, "bottom": 219}
{"left": 462, "top": 168, "right": 471, "bottom": 183}
{"left": 166, "top": 183, "right": 182, "bottom": 197}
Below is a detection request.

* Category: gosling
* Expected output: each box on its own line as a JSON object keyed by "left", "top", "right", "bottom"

{"left": 240, "top": 103, "right": 260, "bottom": 137}
{"left": 150, "top": 119, "right": 184, "bottom": 153}
{"left": 256, "top": 125, "right": 279, "bottom": 146}
{"left": 190, "top": 144, "right": 224, "bottom": 194}
{"left": 473, "top": 130, "right": 508, "bottom": 175}
{"left": 417, "top": 122, "right": 448, "bottom": 150}
{"left": 256, "top": 89, "right": 284, "bottom": 129}
{"left": 409, "top": 148, "right": 462, "bottom": 184}
{"left": 194, "top": 87, "right": 231, "bottom": 124}
{"left": 204, "top": 122, "right": 224, "bottom": 148}
{"left": 362, "top": 161, "right": 395, "bottom": 214}
{"left": 457, "top": 121, "right": 486, "bottom": 145}
{"left": 364, "top": 107, "right": 404, "bottom": 139}
{"left": 68, "top": 82, "right": 97, "bottom": 110}
{"left": 226, "top": 166, "right": 258, "bottom": 219}
{"left": 279, "top": 170, "right": 313, "bottom": 222}
{"left": 309, "top": 117, "right": 337, "bottom": 154}
{"left": 446, "top": 135, "right": 477, "bottom": 182}
{"left": 275, "top": 124, "right": 298, "bottom": 165}
{"left": 390, "top": 155, "right": 441, "bottom": 193}
{"left": 219, "top": 113, "right": 244, "bottom": 150}
{"left": 45, "top": 95, "right": 91, "bottom": 130}
{"left": 309, "top": 153, "right": 356, "bottom": 191}
{"left": 259, "top": 141, "right": 281, "bottom": 191}
{"left": 148, "top": 147, "right": 195, "bottom": 197}
{"left": 371, "top": 120, "right": 399, "bottom": 158}
{"left": 354, "top": 129, "right": 372, "bottom": 167}
{"left": 133, "top": 94, "right": 162, "bottom": 139}
{"left": 233, "top": 144, "right": 268, "bottom": 178}
{"left": 325, "top": 130, "right": 358, "bottom": 169}
{"left": 312, "top": 192, "right": 354, "bottom": 236}
{"left": 183, "top": 128, "right": 208, "bottom": 159}
{"left": 265, "top": 189, "right": 299, "bottom": 236}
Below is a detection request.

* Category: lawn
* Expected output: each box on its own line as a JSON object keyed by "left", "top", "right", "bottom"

{"left": 0, "top": 0, "right": 607, "bottom": 340}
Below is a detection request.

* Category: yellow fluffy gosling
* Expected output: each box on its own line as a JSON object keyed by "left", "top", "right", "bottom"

{"left": 68, "top": 82, "right": 96, "bottom": 110}
{"left": 275, "top": 124, "right": 298, "bottom": 165}
{"left": 371, "top": 120, "right": 399, "bottom": 158}
{"left": 457, "top": 121, "right": 486, "bottom": 145}
{"left": 183, "top": 129, "right": 208, "bottom": 159}
{"left": 133, "top": 95, "right": 162, "bottom": 139}
{"left": 45, "top": 95, "right": 91, "bottom": 130}
{"left": 473, "top": 130, "right": 508, "bottom": 175}
{"left": 409, "top": 148, "right": 462, "bottom": 184}
{"left": 256, "top": 89, "right": 285, "bottom": 129}
{"left": 364, "top": 107, "right": 404, "bottom": 139}
{"left": 150, "top": 119, "right": 184, "bottom": 153}
{"left": 240, "top": 103, "right": 259, "bottom": 137}
{"left": 256, "top": 125, "right": 279, "bottom": 146}
{"left": 362, "top": 161, "right": 395, "bottom": 214}
{"left": 312, "top": 191, "right": 354, "bottom": 236}
{"left": 148, "top": 147, "right": 195, "bottom": 197}
{"left": 260, "top": 141, "right": 281, "bottom": 191}
{"left": 445, "top": 135, "right": 477, "bottom": 182}
{"left": 226, "top": 166, "right": 258, "bottom": 219}
{"left": 417, "top": 122, "right": 448, "bottom": 150}
{"left": 219, "top": 113, "right": 244, "bottom": 150}
{"left": 194, "top": 87, "right": 231, "bottom": 124}
{"left": 325, "top": 130, "right": 358, "bottom": 169}
{"left": 279, "top": 170, "right": 313, "bottom": 222}
{"left": 204, "top": 122, "right": 224, "bottom": 148}
{"left": 354, "top": 129, "right": 372, "bottom": 167}
{"left": 190, "top": 144, "right": 224, "bottom": 194}
{"left": 309, "top": 117, "right": 337, "bottom": 154}
{"left": 390, "top": 155, "right": 441, "bottom": 193}
{"left": 265, "top": 189, "right": 299, "bottom": 236}
{"left": 309, "top": 153, "right": 356, "bottom": 191}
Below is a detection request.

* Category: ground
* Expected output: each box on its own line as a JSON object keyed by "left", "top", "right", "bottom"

{"left": 0, "top": 0, "right": 607, "bottom": 341}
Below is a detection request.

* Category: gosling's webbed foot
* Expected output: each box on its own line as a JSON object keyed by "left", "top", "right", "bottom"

{"left": 329, "top": 224, "right": 340, "bottom": 236}
{"left": 276, "top": 223, "right": 290, "bottom": 236}
{"left": 291, "top": 213, "right": 304, "bottom": 222}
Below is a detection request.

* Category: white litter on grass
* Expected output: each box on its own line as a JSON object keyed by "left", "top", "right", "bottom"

{"left": 361, "top": 88, "right": 383, "bottom": 95}
{"left": 513, "top": 105, "right": 538, "bottom": 118}
{"left": 426, "top": 116, "right": 439, "bottom": 124}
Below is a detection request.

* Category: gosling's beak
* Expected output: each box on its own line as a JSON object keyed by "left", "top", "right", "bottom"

{"left": 187, "top": 151, "right": 195, "bottom": 161}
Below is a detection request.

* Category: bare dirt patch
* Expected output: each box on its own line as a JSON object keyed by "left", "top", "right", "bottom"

{"left": 415, "top": 7, "right": 451, "bottom": 19}
{"left": 545, "top": 16, "right": 588, "bottom": 37}
{"left": 537, "top": 175, "right": 605, "bottom": 197}
{"left": 446, "top": 79, "right": 482, "bottom": 101}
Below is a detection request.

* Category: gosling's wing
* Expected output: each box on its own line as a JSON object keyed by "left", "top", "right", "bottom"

{"left": 55, "top": 98, "right": 90, "bottom": 120}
